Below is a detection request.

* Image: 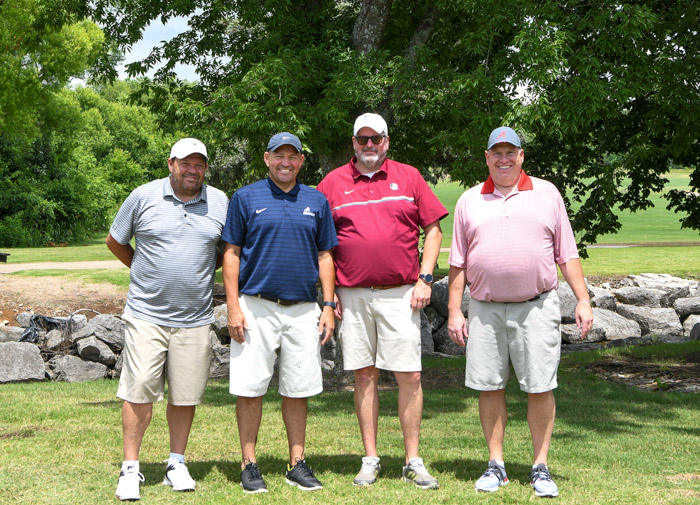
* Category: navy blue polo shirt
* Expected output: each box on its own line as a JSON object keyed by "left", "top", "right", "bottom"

{"left": 223, "top": 178, "right": 338, "bottom": 301}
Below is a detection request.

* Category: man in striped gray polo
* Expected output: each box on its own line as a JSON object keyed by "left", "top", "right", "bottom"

{"left": 106, "top": 138, "right": 229, "bottom": 501}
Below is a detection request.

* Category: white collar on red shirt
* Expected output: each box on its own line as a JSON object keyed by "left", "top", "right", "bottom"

{"left": 481, "top": 170, "right": 534, "bottom": 194}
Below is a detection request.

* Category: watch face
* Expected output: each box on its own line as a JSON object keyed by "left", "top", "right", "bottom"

{"left": 421, "top": 274, "right": 433, "bottom": 283}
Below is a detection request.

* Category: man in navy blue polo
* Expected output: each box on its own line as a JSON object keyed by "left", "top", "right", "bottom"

{"left": 222, "top": 132, "right": 337, "bottom": 494}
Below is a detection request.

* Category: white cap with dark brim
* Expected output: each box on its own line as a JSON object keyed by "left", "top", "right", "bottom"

{"left": 353, "top": 113, "right": 388, "bottom": 136}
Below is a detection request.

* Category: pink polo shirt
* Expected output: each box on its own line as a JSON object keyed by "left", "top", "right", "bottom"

{"left": 317, "top": 157, "right": 448, "bottom": 287}
{"left": 449, "top": 171, "right": 579, "bottom": 302}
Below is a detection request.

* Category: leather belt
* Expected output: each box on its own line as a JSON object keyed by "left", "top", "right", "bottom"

{"left": 369, "top": 283, "right": 406, "bottom": 290}
{"left": 255, "top": 294, "right": 304, "bottom": 306}
{"left": 527, "top": 291, "right": 550, "bottom": 302}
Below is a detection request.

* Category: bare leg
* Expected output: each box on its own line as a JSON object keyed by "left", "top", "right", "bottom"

{"left": 282, "top": 397, "right": 308, "bottom": 465}
{"left": 528, "top": 391, "right": 556, "bottom": 466}
{"left": 166, "top": 403, "right": 196, "bottom": 455}
{"left": 353, "top": 366, "right": 380, "bottom": 457}
{"left": 394, "top": 371, "right": 422, "bottom": 463}
{"left": 236, "top": 396, "right": 263, "bottom": 469}
{"left": 122, "top": 401, "right": 153, "bottom": 460}
{"left": 479, "top": 389, "right": 507, "bottom": 461}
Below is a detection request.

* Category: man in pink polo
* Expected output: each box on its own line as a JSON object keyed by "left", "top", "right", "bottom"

{"left": 447, "top": 126, "right": 593, "bottom": 498}
{"left": 317, "top": 112, "right": 448, "bottom": 489}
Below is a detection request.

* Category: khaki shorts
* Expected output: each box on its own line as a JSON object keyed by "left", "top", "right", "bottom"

{"left": 465, "top": 290, "right": 561, "bottom": 394}
{"left": 117, "top": 314, "right": 212, "bottom": 405}
{"left": 337, "top": 285, "right": 421, "bottom": 372}
{"left": 229, "top": 294, "right": 323, "bottom": 398}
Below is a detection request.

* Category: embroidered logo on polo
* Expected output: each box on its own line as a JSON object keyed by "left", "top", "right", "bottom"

{"left": 344, "top": 189, "right": 355, "bottom": 194}
{"left": 303, "top": 207, "right": 315, "bottom": 217}
{"left": 390, "top": 183, "right": 399, "bottom": 190}
{"left": 255, "top": 208, "right": 267, "bottom": 214}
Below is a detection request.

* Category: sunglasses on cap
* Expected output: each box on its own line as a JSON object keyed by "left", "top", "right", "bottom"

{"left": 355, "top": 135, "right": 386, "bottom": 146}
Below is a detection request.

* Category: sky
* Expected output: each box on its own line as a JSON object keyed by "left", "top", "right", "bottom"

{"left": 117, "top": 16, "right": 198, "bottom": 81}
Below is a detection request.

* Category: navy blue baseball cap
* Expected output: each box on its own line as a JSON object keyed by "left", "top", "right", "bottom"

{"left": 267, "top": 132, "right": 303, "bottom": 153}
{"left": 487, "top": 127, "right": 522, "bottom": 150}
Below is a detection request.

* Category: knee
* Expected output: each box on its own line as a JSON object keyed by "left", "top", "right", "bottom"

{"left": 354, "top": 367, "right": 379, "bottom": 389}
{"left": 395, "top": 371, "right": 422, "bottom": 389}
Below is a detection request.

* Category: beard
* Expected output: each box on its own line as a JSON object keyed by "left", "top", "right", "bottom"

{"left": 356, "top": 148, "right": 386, "bottom": 170}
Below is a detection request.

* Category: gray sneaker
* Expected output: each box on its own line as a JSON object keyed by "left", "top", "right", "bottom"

{"left": 401, "top": 457, "right": 439, "bottom": 489}
{"left": 353, "top": 457, "right": 381, "bottom": 486}
{"left": 530, "top": 463, "right": 559, "bottom": 498}
{"left": 475, "top": 460, "right": 509, "bottom": 492}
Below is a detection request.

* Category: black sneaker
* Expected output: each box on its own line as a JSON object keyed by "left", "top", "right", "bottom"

{"left": 285, "top": 459, "right": 323, "bottom": 491}
{"left": 240, "top": 462, "right": 268, "bottom": 494}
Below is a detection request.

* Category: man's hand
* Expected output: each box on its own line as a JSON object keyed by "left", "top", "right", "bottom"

{"left": 227, "top": 305, "right": 250, "bottom": 344}
{"left": 318, "top": 307, "right": 335, "bottom": 345}
{"left": 411, "top": 280, "right": 432, "bottom": 310}
{"left": 447, "top": 309, "right": 468, "bottom": 347}
{"left": 576, "top": 299, "right": 594, "bottom": 338}
{"left": 333, "top": 292, "right": 343, "bottom": 320}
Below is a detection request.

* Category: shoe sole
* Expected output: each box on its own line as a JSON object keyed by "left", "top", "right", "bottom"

{"left": 285, "top": 478, "right": 323, "bottom": 491}
{"left": 240, "top": 483, "right": 268, "bottom": 494}
{"left": 533, "top": 488, "right": 559, "bottom": 498}
{"left": 353, "top": 479, "right": 377, "bottom": 486}
{"left": 115, "top": 493, "right": 140, "bottom": 501}
{"left": 163, "top": 476, "right": 195, "bottom": 492}
{"left": 401, "top": 476, "right": 439, "bottom": 489}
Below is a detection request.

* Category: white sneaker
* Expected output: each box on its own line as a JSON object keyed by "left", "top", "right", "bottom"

{"left": 163, "top": 458, "right": 196, "bottom": 491}
{"left": 115, "top": 465, "right": 144, "bottom": 501}
{"left": 475, "top": 460, "right": 509, "bottom": 492}
{"left": 353, "top": 457, "right": 381, "bottom": 486}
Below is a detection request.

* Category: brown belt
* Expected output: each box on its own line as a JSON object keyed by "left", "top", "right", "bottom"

{"left": 255, "top": 294, "right": 305, "bottom": 306}
{"left": 369, "top": 283, "right": 406, "bottom": 290}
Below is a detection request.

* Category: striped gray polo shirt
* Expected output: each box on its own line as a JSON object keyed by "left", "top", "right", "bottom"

{"left": 110, "top": 177, "right": 229, "bottom": 327}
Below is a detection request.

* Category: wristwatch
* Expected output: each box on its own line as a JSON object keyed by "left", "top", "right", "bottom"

{"left": 418, "top": 273, "right": 434, "bottom": 284}
{"left": 322, "top": 301, "right": 337, "bottom": 309}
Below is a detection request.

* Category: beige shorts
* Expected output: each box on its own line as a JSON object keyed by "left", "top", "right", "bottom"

{"left": 336, "top": 285, "right": 421, "bottom": 372}
{"left": 229, "top": 294, "right": 323, "bottom": 398}
{"left": 465, "top": 290, "right": 561, "bottom": 394}
{"left": 117, "top": 314, "right": 212, "bottom": 405}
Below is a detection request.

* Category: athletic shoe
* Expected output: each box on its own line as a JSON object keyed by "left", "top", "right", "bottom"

{"left": 285, "top": 459, "right": 323, "bottom": 491}
{"left": 115, "top": 465, "right": 145, "bottom": 501}
{"left": 401, "top": 457, "right": 439, "bottom": 489}
{"left": 240, "top": 461, "right": 268, "bottom": 494}
{"left": 530, "top": 463, "right": 559, "bottom": 498}
{"left": 475, "top": 460, "right": 509, "bottom": 492}
{"left": 162, "top": 458, "right": 195, "bottom": 491}
{"left": 353, "top": 457, "right": 381, "bottom": 486}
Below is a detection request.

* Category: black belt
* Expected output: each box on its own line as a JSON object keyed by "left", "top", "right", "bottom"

{"left": 527, "top": 291, "right": 549, "bottom": 302}
{"left": 254, "top": 294, "right": 305, "bottom": 306}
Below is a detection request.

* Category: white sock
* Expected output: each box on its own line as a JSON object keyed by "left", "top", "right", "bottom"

{"left": 169, "top": 453, "right": 185, "bottom": 464}
{"left": 122, "top": 460, "right": 139, "bottom": 472}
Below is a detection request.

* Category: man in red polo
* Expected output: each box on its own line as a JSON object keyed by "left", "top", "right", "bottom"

{"left": 447, "top": 126, "right": 593, "bottom": 498}
{"left": 317, "top": 112, "right": 447, "bottom": 489}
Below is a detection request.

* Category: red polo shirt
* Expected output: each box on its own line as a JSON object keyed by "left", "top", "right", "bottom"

{"left": 317, "top": 157, "right": 448, "bottom": 287}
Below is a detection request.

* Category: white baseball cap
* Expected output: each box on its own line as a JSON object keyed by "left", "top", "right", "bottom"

{"left": 169, "top": 138, "right": 208, "bottom": 161}
{"left": 353, "top": 113, "right": 388, "bottom": 136}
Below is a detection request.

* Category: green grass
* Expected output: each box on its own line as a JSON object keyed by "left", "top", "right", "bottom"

{"left": 1, "top": 342, "right": 698, "bottom": 505}
{"left": 1, "top": 235, "right": 116, "bottom": 263}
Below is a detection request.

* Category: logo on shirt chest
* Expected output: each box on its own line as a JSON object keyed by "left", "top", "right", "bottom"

{"left": 390, "top": 183, "right": 399, "bottom": 190}
{"left": 303, "top": 207, "right": 315, "bottom": 217}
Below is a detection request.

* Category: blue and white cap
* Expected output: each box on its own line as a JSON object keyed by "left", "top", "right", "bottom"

{"left": 267, "top": 132, "right": 303, "bottom": 153}
{"left": 487, "top": 127, "right": 521, "bottom": 150}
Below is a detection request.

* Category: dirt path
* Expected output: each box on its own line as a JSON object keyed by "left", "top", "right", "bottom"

{"left": 0, "top": 260, "right": 125, "bottom": 274}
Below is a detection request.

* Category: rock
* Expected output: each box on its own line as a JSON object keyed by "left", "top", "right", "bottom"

{"left": 561, "top": 323, "right": 606, "bottom": 344}
{"left": 420, "top": 310, "right": 434, "bottom": 353}
{"left": 46, "top": 328, "right": 69, "bottom": 352}
{"left": 77, "top": 336, "right": 117, "bottom": 365}
{"left": 0, "top": 342, "right": 46, "bottom": 383}
{"left": 213, "top": 304, "right": 229, "bottom": 337}
{"left": 627, "top": 273, "right": 691, "bottom": 306}
{"left": 50, "top": 355, "right": 108, "bottom": 382}
{"left": 556, "top": 282, "right": 577, "bottom": 323}
{"left": 0, "top": 326, "right": 24, "bottom": 343}
{"left": 614, "top": 287, "right": 664, "bottom": 307}
{"left": 114, "top": 352, "right": 124, "bottom": 377}
{"left": 589, "top": 286, "right": 617, "bottom": 311}
{"left": 422, "top": 306, "right": 445, "bottom": 332}
{"left": 615, "top": 304, "right": 683, "bottom": 336}
{"left": 682, "top": 314, "right": 700, "bottom": 338}
{"left": 592, "top": 308, "right": 642, "bottom": 340}
{"left": 673, "top": 297, "right": 700, "bottom": 317}
{"left": 209, "top": 343, "right": 230, "bottom": 379}
{"left": 432, "top": 324, "right": 465, "bottom": 356}
{"left": 90, "top": 314, "right": 125, "bottom": 352}
{"left": 16, "top": 312, "right": 34, "bottom": 328}
{"left": 430, "top": 277, "right": 469, "bottom": 318}
{"left": 691, "top": 322, "right": 700, "bottom": 341}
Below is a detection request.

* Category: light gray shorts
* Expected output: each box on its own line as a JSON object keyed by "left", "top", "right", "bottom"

{"left": 465, "top": 290, "right": 561, "bottom": 393}
{"left": 117, "top": 314, "right": 212, "bottom": 405}
{"left": 229, "top": 294, "right": 323, "bottom": 398}
{"left": 337, "top": 285, "right": 421, "bottom": 372}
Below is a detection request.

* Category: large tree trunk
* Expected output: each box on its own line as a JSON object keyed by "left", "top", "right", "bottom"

{"left": 351, "top": 0, "right": 393, "bottom": 52}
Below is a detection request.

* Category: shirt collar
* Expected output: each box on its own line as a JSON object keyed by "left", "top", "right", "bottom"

{"left": 267, "top": 177, "right": 301, "bottom": 196}
{"left": 481, "top": 170, "right": 533, "bottom": 194}
{"left": 350, "top": 156, "right": 389, "bottom": 180}
{"left": 162, "top": 176, "right": 207, "bottom": 203}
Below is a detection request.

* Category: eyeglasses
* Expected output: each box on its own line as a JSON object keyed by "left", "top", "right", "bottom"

{"left": 355, "top": 135, "right": 386, "bottom": 146}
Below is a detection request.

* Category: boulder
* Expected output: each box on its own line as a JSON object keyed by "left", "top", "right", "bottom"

{"left": 91, "top": 314, "right": 125, "bottom": 352}
{"left": 556, "top": 283, "right": 577, "bottom": 324}
{"left": 615, "top": 304, "right": 683, "bottom": 336}
{"left": 0, "top": 325, "right": 24, "bottom": 343}
{"left": 209, "top": 343, "right": 230, "bottom": 379}
{"left": 213, "top": 304, "right": 229, "bottom": 337}
{"left": 627, "top": 273, "right": 691, "bottom": 306}
{"left": 561, "top": 323, "right": 606, "bottom": 344}
{"left": 114, "top": 352, "right": 124, "bottom": 377}
{"left": 420, "top": 310, "right": 434, "bottom": 353}
{"left": 614, "top": 287, "right": 663, "bottom": 308}
{"left": 0, "top": 342, "right": 46, "bottom": 383}
{"left": 589, "top": 286, "right": 617, "bottom": 311}
{"left": 50, "top": 355, "right": 107, "bottom": 382}
{"left": 46, "top": 328, "right": 69, "bottom": 352}
{"left": 422, "top": 306, "right": 445, "bottom": 333}
{"left": 691, "top": 321, "right": 700, "bottom": 341}
{"left": 682, "top": 314, "right": 700, "bottom": 338}
{"left": 430, "top": 277, "right": 469, "bottom": 318}
{"left": 673, "top": 297, "right": 700, "bottom": 317}
{"left": 77, "top": 336, "right": 117, "bottom": 365}
{"left": 432, "top": 324, "right": 465, "bottom": 356}
{"left": 16, "top": 312, "right": 34, "bottom": 327}
{"left": 592, "top": 308, "right": 642, "bottom": 340}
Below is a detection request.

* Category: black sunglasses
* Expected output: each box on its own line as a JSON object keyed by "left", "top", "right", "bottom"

{"left": 355, "top": 135, "right": 386, "bottom": 146}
